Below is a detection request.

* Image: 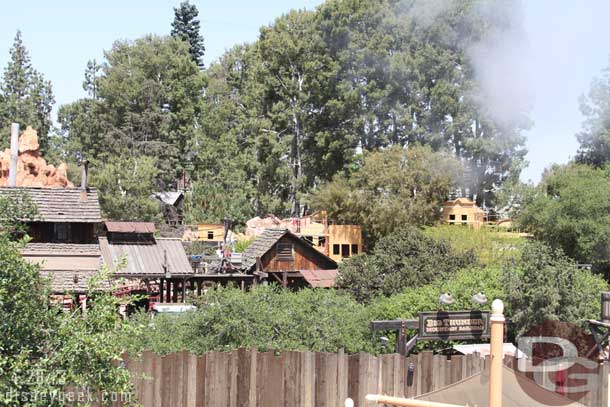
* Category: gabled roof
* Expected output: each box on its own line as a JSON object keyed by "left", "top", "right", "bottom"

{"left": 242, "top": 228, "right": 337, "bottom": 270}
{"left": 99, "top": 236, "right": 192, "bottom": 277}
{"left": 444, "top": 197, "right": 477, "bottom": 206}
{"left": 105, "top": 221, "right": 156, "bottom": 234}
{"left": 0, "top": 187, "right": 102, "bottom": 223}
{"left": 153, "top": 191, "right": 184, "bottom": 206}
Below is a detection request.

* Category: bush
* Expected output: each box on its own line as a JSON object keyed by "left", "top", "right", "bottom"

{"left": 127, "top": 285, "right": 375, "bottom": 355}
{"left": 424, "top": 225, "right": 525, "bottom": 266}
{"left": 503, "top": 241, "right": 609, "bottom": 336}
{"left": 369, "top": 266, "right": 506, "bottom": 321}
{"left": 336, "top": 226, "right": 477, "bottom": 303}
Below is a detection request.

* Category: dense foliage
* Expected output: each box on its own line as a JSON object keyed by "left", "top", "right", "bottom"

{"left": 577, "top": 59, "right": 610, "bottom": 167}
{"left": 310, "top": 145, "right": 462, "bottom": 246}
{"left": 127, "top": 285, "right": 374, "bottom": 355}
{"left": 48, "top": 0, "right": 530, "bottom": 225}
{"left": 0, "top": 194, "right": 140, "bottom": 406}
{"left": 90, "top": 156, "right": 162, "bottom": 222}
{"left": 517, "top": 163, "right": 610, "bottom": 275}
{"left": 0, "top": 31, "right": 54, "bottom": 151}
{"left": 424, "top": 225, "right": 525, "bottom": 266}
{"left": 336, "top": 226, "right": 477, "bottom": 303}
{"left": 503, "top": 242, "right": 609, "bottom": 337}
{"left": 171, "top": 1, "right": 205, "bottom": 68}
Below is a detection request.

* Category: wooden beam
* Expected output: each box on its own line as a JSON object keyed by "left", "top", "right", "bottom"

{"left": 371, "top": 320, "right": 418, "bottom": 331}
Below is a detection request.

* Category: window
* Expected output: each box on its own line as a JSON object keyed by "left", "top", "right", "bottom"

{"left": 341, "top": 244, "right": 350, "bottom": 258}
{"left": 318, "top": 236, "right": 326, "bottom": 247}
{"left": 333, "top": 244, "right": 340, "bottom": 255}
{"left": 54, "top": 223, "right": 70, "bottom": 242}
{"left": 449, "top": 214, "right": 456, "bottom": 221}
{"left": 277, "top": 243, "right": 293, "bottom": 262}
{"left": 351, "top": 244, "right": 359, "bottom": 255}
{"left": 207, "top": 231, "right": 214, "bottom": 240}
{"left": 461, "top": 214, "right": 468, "bottom": 224}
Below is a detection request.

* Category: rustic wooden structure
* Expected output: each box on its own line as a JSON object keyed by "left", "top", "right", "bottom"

{"left": 121, "top": 349, "right": 610, "bottom": 407}
{"left": 0, "top": 187, "right": 104, "bottom": 302}
{"left": 372, "top": 312, "right": 491, "bottom": 357}
{"left": 245, "top": 214, "right": 363, "bottom": 262}
{"left": 441, "top": 198, "right": 485, "bottom": 229}
{"left": 242, "top": 228, "right": 338, "bottom": 288}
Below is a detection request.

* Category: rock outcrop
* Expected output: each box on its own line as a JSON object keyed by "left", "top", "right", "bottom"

{"left": 0, "top": 126, "right": 74, "bottom": 188}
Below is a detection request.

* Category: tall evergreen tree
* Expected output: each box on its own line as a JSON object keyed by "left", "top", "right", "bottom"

{"left": 0, "top": 31, "right": 54, "bottom": 151}
{"left": 171, "top": 1, "right": 205, "bottom": 68}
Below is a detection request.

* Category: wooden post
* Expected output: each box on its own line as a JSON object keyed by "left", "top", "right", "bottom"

{"left": 489, "top": 299, "right": 505, "bottom": 407}
{"left": 166, "top": 280, "right": 172, "bottom": 303}
{"left": 159, "top": 279, "right": 164, "bottom": 303}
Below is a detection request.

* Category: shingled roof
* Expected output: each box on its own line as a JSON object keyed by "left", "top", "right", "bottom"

{"left": 0, "top": 187, "right": 102, "bottom": 223}
{"left": 22, "top": 243, "right": 104, "bottom": 293}
{"left": 242, "top": 228, "right": 290, "bottom": 269}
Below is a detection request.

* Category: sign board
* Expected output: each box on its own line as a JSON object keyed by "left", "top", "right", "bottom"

{"left": 418, "top": 311, "right": 490, "bottom": 341}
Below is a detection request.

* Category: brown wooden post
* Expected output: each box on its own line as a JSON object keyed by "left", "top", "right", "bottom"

{"left": 197, "top": 280, "right": 202, "bottom": 296}
{"left": 159, "top": 279, "right": 164, "bottom": 303}
{"left": 397, "top": 321, "right": 407, "bottom": 355}
{"left": 166, "top": 280, "right": 172, "bottom": 303}
{"left": 172, "top": 280, "right": 179, "bottom": 303}
{"left": 282, "top": 272, "right": 288, "bottom": 288}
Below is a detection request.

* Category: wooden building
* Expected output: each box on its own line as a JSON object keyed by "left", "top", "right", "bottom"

{"left": 242, "top": 228, "right": 338, "bottom": 288}
{"left": 0, "top": 187, "right": 103, "bottom": 293}
{"left": 441, "top": 198, "right": 485, "bottom": 229}
{"left": 245, "top": 214, "right": 363, "bottom": 262}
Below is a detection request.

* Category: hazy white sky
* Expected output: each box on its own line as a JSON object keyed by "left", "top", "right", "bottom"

{"left": 0, "top": 0, "right": 608, "bottom": 183}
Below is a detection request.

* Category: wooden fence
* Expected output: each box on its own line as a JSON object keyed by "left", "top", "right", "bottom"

{"left": 124, "top": 349, "right": 488, "bottom": 407}
{"left": 123, "top": 349, "right": 610, "bottom": 407}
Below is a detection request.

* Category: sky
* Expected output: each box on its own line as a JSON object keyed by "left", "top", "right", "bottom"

{"left": 0, "top": 0, "right": 609, "bottom": 183}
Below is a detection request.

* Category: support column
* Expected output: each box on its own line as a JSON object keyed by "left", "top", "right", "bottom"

{"left": 159, "top": 279, "right": 164, "bottom": 303}
{"left": 489, "top": 299, "right": 505, "bottom": 407}
{"left": 166, "top": 280, "right": 172, "bottom": 303}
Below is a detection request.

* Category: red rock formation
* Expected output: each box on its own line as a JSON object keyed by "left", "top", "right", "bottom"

{"left": 0, "top": 126, "right": 74, "bottom": 188}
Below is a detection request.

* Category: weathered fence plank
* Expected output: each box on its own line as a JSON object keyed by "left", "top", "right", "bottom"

{"left": 123, "top": 350, "right": 609, "bottom": 407}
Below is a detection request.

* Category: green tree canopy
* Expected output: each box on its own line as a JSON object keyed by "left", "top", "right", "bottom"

{"left": 57, "top": 35, "right": 204, "bottom": 186}
{"left": 0, "top": 31, "right": 54, "bottom": 151}
{"left": 577, "top": 61, "right": 610, "bottom": 166}
{"left": 517, "top": 163, "right": 610, "bottom": 275}
{"left": 90, "top": 155, "right": 162, "bottom": 221}
{"left": 503, "top": 242, "right": 608, "bottom": 337}
{"left": 171, "top": 1, "right": 205, "bottom": 68}
{"left": 310, "top": 144, "right": 462, "bottom": 246}
{"left": 336, "top": 225, "right": 477, "bottom": 303}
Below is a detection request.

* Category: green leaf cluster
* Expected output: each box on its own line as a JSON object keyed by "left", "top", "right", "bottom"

{"left": 336, "top": 225, "right": 477, "bottom": 303}
{"left": 127, "top": 285, "right": 374, "bottom": 355}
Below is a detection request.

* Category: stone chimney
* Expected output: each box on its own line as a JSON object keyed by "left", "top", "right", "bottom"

{"left": 8, "top": 123, "right": 19, "bottom": 187}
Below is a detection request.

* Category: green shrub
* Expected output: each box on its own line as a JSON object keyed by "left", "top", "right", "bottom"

{"left": 424, "top": 225, "right": 525, "bottom": 266}
{"left": 127, "top": 285, "right": 375, "bottom": 355}
{"left": 337, "top": 226, "right": 477, "bottom": 303}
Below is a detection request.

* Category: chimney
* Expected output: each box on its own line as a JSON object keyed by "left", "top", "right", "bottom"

{"left": 80, "top": 159, "right": 89, "bottom": 190}
{"left": 8, "top": 123, "right": 19, "bottom": 187}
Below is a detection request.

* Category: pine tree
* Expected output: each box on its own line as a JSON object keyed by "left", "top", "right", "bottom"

{"left": 171, "top": 1, "right": 205, "bottom": 68}
{"left": 0, "top": 31, "right": 54, "bottom": 151}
